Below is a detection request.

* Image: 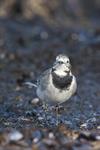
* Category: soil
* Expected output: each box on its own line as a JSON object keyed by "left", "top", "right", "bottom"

{"left": 0, "top": 1, "right": 100, "bottom": 149}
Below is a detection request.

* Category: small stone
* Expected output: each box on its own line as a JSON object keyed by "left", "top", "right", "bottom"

{"left": 96, "top": 135, "right": 100, "bottom": 140}
{"left": 32, "top": 130, "right": 42, "bottom": 143}
{"left": 33, "top": 138, "right": 39, "bottom": 143}
{"left": 89, "top": 104, "right": 93, "bottom": 108}
{"left": 8, "top": 130, "right": 23, "bottom": 141}
{"left": 38, "top": 116, "right": 44, "bottom": 121}
{"left": 4, "top": 122, "right": 10, "bottom": 126}
{"left": 80, "top": 123, "right": 88, "bottom": 128}
{"left": 40, "top": 31, "right": 48, "bottom": 40}
{"left": 31, "top": 98, "right": 40, "bottom": 105}
{"left": 9, "top": 53, "right": 15, "bottom": 60}
{"left": 97, "top": 126, "right": 100, "bottom": 129}
{"left": 0, "top": 53, "right": 5, "bottom": 59}
{"left": 15, "top": 86, "right": 21, "bottom": 91}
{"left": 48, "top": 132, "right": 55, "bottom": 139}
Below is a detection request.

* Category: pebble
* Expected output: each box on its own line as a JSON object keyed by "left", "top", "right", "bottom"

{"left": 0, "top": 53, "right": 6, "bottom": 59}
{"left": 8, "top": 130, "right": 23, "bottom": 141}
{"left": 31, "top": 98, "right": 40, "bottom": 105}
{"left": 38, "top": 116, "right": 44, "bottom": 121}
{"left": 80, "top": 123, "right": 88, "bottom": 128}
{"left": 40, "top": 31, "right": 48, "bottom": 40}
{"left": 32, "top": 130, "right": 42, "bottom": 143}
{"left": 96, "top": 135, "right": 100, "bottom": 141}
{"left": 33, "top": 138, "right": 39, "bottom": 143}
{"left": 48, "top": 132, "right": 55, "bottom": 139}
{"left": 97, "top": 126, "right": 100, "bottom": 129}
{"left": 9, "top": 53, "right": 15, "bottom": 60}
{"left": 15, "top": 86, "right": 21, "bottom": 91}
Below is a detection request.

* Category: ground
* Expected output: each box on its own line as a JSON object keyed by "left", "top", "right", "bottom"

{"left": 0, "top": 1, "right": 100, "bottom": 149}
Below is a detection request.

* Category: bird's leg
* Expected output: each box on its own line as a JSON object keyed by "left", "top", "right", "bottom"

{"left": 55, "top": 104, "right": 62, "bottom": 126}
{"left": 42, "top": 101, "right": 49, "bottom": 124}
{"left": 55, "top": 104, "right": 59, "bottom": 126}
{"left": 55, "top": 102, "right": 66, "bottom": 126}
{"left": 42, "top": 101, "right": 48, "bottom": 112}
{"left": 49, "top": 103, "right": 64, "bottom": 126}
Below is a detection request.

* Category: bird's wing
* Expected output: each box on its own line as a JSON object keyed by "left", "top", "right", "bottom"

{"left": 37, "top": 69, "right": 51, "bottom": 90}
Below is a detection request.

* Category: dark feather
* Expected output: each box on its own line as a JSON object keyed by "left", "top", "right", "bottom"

{"left": 52, "top": 72, "right": 72, "bottom": 90}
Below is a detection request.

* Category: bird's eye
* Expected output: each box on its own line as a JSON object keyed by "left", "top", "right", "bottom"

{"left": 67, "top": 60, "right": 69, "bottom": 63}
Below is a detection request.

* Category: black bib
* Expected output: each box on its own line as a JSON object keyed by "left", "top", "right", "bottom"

{"left": 52, "top": 72, "right": 72, "bottom": 89}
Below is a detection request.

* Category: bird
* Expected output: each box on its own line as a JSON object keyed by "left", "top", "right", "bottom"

{"left": 37, "top": 54, "right": 77, "bottom": 105}
{"left": 25, "top": 54, "right": 77, "bottom": 125}
{"left": 25, "top": 54, "right": 77, "bottom": 106}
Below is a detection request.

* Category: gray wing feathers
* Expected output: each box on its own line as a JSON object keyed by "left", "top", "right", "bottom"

{"left": 37, "top": 69, "right": 51, "bottom": 90}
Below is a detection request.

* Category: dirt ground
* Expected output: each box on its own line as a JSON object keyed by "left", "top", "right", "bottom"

{"left": 0, "top": 0, "right": 100, "bottom": 149}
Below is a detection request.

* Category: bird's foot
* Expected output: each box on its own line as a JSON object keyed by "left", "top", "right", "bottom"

{"left": 50, "top": 105, "right": 64, "bottom": 113}
{"left": 42, "top": 102, "right": 49, "bottom": 112}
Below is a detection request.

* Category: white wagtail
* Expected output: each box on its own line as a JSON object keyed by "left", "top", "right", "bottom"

{"left": 25, "top": 54, "right": 77, "bottom": 106}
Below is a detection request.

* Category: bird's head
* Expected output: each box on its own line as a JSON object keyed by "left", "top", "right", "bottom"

{"left": 52, "top": 54, "right": 71, "bottom": 77}
{"left": 56, "top": 54, "right": 71, "bottom": 68}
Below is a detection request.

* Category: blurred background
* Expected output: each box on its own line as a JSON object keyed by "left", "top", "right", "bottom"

{"left": 0, "top": 0, "right": 100, "bottom": 30}
{"left": 0, "top": 0, "right": 100, "bottom": 129}
{"left": 0, "top": 0, "right": 100, "bottom": 23}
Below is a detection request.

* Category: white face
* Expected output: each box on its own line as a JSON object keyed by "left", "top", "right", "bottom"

{"left": 56, "top": 54, "right": 70, "bottom": 68}
{"left": 52, "top": 64, "right": 71, "bottom": 77}
{"left": 55, "top": 54, "right": 71, "bottom": 69}
{"left": 52, "top": 54, "right": 71, "bottom": 77}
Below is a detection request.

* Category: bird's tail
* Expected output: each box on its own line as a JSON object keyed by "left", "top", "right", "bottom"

{"left": 24, "top": 82, "right": 37, "bottom": 88}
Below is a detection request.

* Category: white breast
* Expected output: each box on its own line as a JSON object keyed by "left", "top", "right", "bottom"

{"left": 36, "top": 74, "right": 77, "bottom": 104}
